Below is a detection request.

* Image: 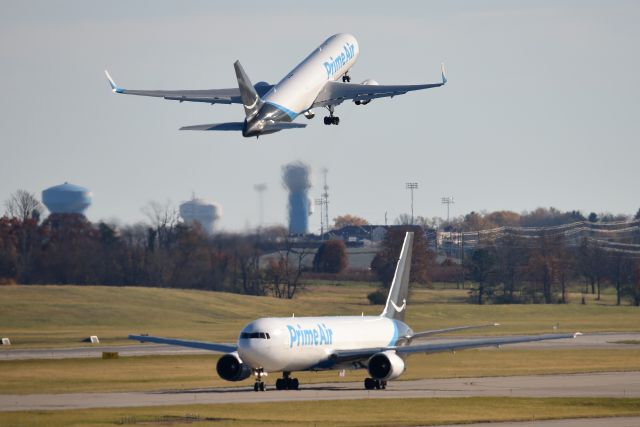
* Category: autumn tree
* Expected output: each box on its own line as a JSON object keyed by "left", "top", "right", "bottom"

{"left": 313, "top": 240, "right": 348, "bottom": 273}
{"left": 333, "top": 214, "right": 369, "bottom": 228}
{"left": 466, "top": 247, "right": 497, "bottom": 305}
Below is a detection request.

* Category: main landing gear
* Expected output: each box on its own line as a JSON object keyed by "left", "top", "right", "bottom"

{"left": 364, "top": 377, "right": 386, "bottom": 390}
{"left": 342, "top": 72, "right": 351, "bottom": 83}
{"left": 323, "top": 105, "right": 340, "bottom": 126}
{"left": 253, "top": 369, "right": 266, "bottom": 392}
{"left": 275, "top": 372, "right": 300, "bottom": 390}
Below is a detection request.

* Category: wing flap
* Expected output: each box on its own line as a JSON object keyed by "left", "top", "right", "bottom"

{"left": 128, "top": 334, "right": 236, "bottom": 353}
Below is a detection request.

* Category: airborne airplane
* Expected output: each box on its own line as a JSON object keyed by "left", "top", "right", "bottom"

{"left": 105, "top": 33, "right": 447, "bottom": 137}
{"left": 130, "top": 232, "right": 581, "bottom": 392}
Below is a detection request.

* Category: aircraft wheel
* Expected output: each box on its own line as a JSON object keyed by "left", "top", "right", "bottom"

{"left": 259, "top": 382, "right": 265, "bottom": 392}
{"left": 323, "top": 116, "right": 331, "bottom": 125}
{"left": 254, "top": 382, "right": 259, "bottom": 392}
{"left": 332, "top": 117, "right": 340, "bottom": 125}
{"left": 381, "top": 381, "right": 387, "bottom": 390}
{"left": 364, "top": 378, "right": 376, "bottom": 390}
{"left": 291, "top": 378, "right": 299, "bottom": 390}
{"left": 275, "top": 378, "right": 284, "bottom": 390}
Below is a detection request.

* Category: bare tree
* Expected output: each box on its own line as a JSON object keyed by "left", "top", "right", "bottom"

{"left": 4, "top": 190, "right": 43, "bottom": 222}
{"left": 142, "top": 200, "right": 179, "bottom": 249}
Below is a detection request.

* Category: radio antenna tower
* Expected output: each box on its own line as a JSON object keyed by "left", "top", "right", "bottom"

{"left": 315, "top": 168, "right": 330, "bottom": 238}
{"left": 322, "top": 168, "right": 329, "bottom": 232}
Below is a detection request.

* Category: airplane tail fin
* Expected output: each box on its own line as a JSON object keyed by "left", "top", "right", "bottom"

{"left": 234, "top": 60, "right": 263, "bottom": 119}
{"left": 381, "top": 232, "right": 414, "bottom": 322}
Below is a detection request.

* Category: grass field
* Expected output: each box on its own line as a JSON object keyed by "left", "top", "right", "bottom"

{"left": 1, "top": 284, "right": 638, "bottom": 348}
{"left": 2, "top": 349, "right": 640, "bottom": 394}
{"left": 2, "top": 397, "right": 640, "bottom": 426}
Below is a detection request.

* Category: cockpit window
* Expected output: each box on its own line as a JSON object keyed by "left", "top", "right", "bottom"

{"left": 240, "top": 332, "right": 270, "bottom": 339}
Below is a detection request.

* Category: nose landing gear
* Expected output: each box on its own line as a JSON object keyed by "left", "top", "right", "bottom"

{"left": 253, "top": 369, "right": 266, "bottom": 392}
{"left": 275, "top": 372, "right": 300, "bottom": 390}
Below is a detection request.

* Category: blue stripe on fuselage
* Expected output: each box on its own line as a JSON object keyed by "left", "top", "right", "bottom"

{"left": 265, "top": 101, "right": 298, "bottom": 120}
{"left": 388, "top": 319, "right": 399, "bottom": 346}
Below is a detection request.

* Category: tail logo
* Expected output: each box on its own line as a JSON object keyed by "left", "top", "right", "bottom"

{"left": 390, "top": 298, "right": 406, "bottom": 313}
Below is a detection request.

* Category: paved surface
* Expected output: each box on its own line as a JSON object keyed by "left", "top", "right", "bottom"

{"left": 431, "top": 417, "right": 640, "bottom": 427}
{"left": 2, "top": 371, "right": 639, "bottom": 411}
{"left": 2, "top": 333, "right": 639, "bottom": 360}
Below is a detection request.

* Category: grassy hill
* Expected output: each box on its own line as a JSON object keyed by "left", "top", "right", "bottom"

{"left": 1, "top": 283, "right": 638, "bottom": 348}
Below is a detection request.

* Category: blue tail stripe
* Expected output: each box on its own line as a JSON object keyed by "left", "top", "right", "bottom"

{"left": 265, "top": 101, "right": 298, "bottom": 120}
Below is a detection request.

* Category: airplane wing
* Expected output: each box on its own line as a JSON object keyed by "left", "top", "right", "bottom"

{"left": 105, "top": 71, "right": 272, "bottom": 105}
{"left": 329, "top": 332, "right": 581, "bottom": 365}
{"left": 409, "top": 323, "right": 500, "bottom": 341}
{"left": 128, "top": 334, "right": 236, "bottom": 353}
{"left": 311, "top": 63, "right": 447, "bottom": 108}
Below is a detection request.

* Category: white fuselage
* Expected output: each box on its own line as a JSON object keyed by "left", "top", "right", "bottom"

{"left": 237, "top": 316, "right": 411, "bottom": 372}
{"left": 260, "top": 33, "right": 359, "bottom": 120}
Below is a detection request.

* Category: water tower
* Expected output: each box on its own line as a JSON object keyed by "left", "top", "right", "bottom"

{"left": 179, "top": 197, "right": 221, "bottom": 234}
{"left": 42, "top": 182, "right": 92, "bottom": 215}
{"left": 282, "top": 161, "right": 312, "bottom": 235}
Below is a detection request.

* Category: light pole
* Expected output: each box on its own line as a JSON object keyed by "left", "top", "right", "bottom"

{"left": 254, "top": 183, "right": 267, "bottom": 229}
{"left": 441, "top": 196, "right": 454, "bottom": 224}
{"left": 405, "top": 182, "right": 419, "bottom": 225}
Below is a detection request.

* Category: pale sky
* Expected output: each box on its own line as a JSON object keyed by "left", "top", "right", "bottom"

{"left": 1, "top": 1, "right": 638, "bottom": 232}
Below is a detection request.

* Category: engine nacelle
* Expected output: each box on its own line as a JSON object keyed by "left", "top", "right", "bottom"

{"left": 355, "top": 79, "right": 379, "bottom": 105}
{"left": 367, "top": 350, "right": 405, "bottom": 380}
{"left": 216, "top": 352, "right": 252, "bottom": 382}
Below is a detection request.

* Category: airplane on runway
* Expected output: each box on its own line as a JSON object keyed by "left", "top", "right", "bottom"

{"left": 130, "top": 232, "right": 581, "bottom": 392}
{"left": 105, "top": 33, "right": 447, "bottom": 138}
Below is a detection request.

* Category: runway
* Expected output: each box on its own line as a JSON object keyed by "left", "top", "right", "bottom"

{"left": 432, "top": 417, "right": 640, "bottom": 427}
{"left": 2, "top": 332, "right": 639, "bottom": 360}
{"left": 2, "top": 371, "right": 639, "bottom": 411}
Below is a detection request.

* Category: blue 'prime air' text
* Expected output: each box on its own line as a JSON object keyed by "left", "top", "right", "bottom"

{"left": 287, "top": 323, "right": 333, "bottom": 348}
{"left": 323, "top": 43, "right": 355, "bottom": 79}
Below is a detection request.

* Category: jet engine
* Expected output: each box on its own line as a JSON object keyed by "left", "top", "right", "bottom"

{"left": 216, "top": 352, "right": 252, "bottom": 381}
{"left": 355, "top": 79, "right": 379, "bottom": 105}
{"left": 367, "top": 350, "right": 405, "bottom": 380}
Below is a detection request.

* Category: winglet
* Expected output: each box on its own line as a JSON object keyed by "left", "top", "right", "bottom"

{"left": 104, "top": 70, "right": 124, "bottom": 93}
{"left": 441, "top": 63, "right": 447, "bottom": 85}
{"left": 573, "top": 332, "right": 583, "bottom": 338}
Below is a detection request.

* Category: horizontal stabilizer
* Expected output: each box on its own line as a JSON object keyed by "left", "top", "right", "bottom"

{"left": 180, "top": 122, "right": 245, "bottom": 131}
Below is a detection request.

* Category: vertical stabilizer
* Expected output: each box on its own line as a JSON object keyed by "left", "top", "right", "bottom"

{"left": 233, "top": 60, "right": 262, "bottom": 119}
{"left": 381, "top": 232, "right": 414, "bottom": 322}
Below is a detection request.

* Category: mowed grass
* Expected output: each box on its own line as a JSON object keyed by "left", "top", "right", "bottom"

{"left": 3, "top": 349, "right": 640, "bottom": 394}
{"left": 3, "top": 397, "right": 640, "bottom": 427}
{"left": 1, "top": 284, "right": 638, "bottom": 348}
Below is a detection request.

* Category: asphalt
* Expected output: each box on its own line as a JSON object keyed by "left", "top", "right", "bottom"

{"left": 2, "top": 371, "right": 639, "bottom": 411}
{"left": 2, "top": 332, "right": 639, "bottom": 360}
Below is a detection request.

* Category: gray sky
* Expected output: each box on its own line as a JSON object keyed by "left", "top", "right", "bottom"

{"left": 1, "top": 0, "right": 638, "bottom": 232}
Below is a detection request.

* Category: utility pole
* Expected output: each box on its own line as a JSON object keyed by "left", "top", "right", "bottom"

{"left": 254, "top": 183, "right": 267, "bottom": 229}
{"left": 405, "top": 182, "right": 419, "bottom": 225}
